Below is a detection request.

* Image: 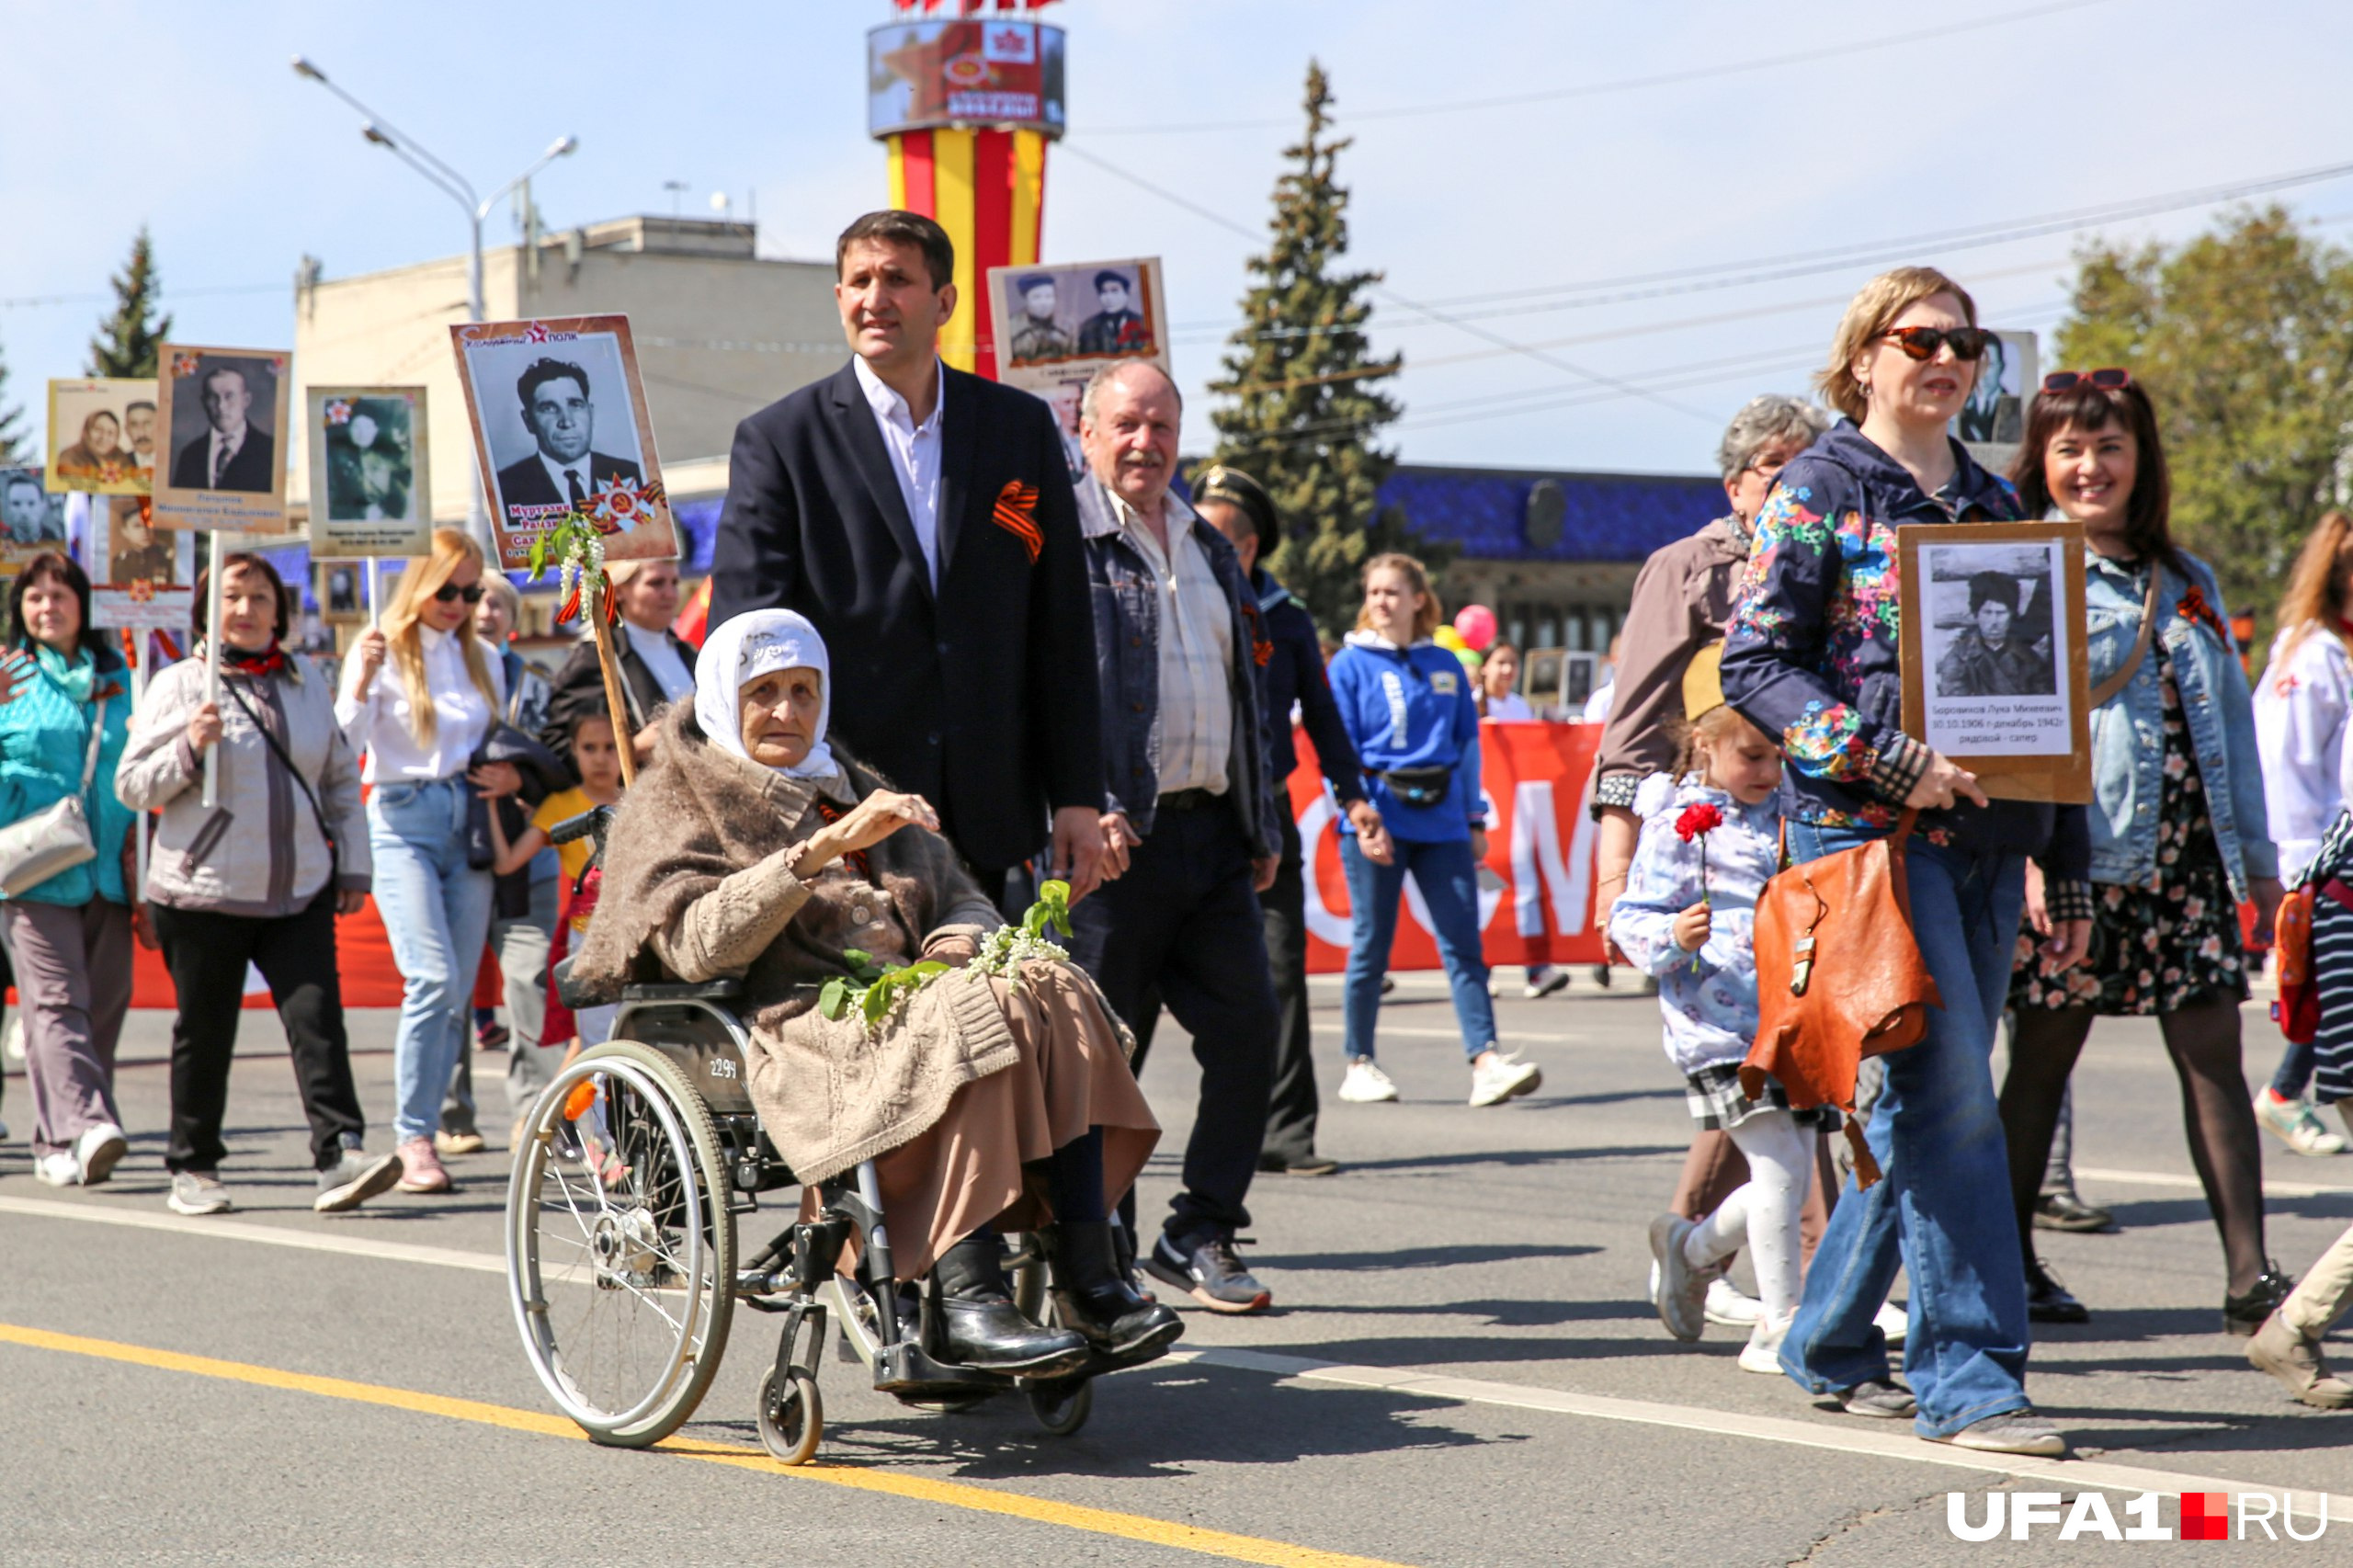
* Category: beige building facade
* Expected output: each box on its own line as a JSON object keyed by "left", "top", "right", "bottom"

{"left": 290, "top": 215, "right": 841, "bottom": 520}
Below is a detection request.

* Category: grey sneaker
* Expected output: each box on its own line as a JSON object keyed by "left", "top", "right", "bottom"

{"left": 1837, "top": 1378, "right": 1917, "bottom": 1419}
{"left": 1934, "top": 1410, "right": 2069, "bottom": 1457}
{"left": 1145, "top": 1233, "right": 1272, "bottom": 1313}
{"left": 1648, "top": 1214, "right": 1711, "bottom": 1342}
{"left": 315, "top": 1149, "right": 404, "bottom": 1213}
{"left": 167, "top": 1170, "right": 232, "bottom": 1216}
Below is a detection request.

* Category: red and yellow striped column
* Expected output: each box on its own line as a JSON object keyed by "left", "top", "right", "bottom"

{"left": 885, "top": 126, "right": 1047, "bottom": 378}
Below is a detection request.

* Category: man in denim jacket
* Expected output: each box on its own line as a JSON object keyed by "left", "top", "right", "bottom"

{"left": 1066, "top": 360, "right": 1286, "bottom": 1315}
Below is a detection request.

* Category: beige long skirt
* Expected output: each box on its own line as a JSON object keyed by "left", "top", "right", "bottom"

{"left": 825, "top": 960, "right": 1157, "bottom": 1280}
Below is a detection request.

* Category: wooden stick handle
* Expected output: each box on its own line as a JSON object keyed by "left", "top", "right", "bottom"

{"left": 587, "top": 577, "right": 638, "bottom": 787}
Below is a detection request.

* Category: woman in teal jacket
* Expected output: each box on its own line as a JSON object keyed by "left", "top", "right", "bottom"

{"left": 0, "top": 553, "right": 136, "bottom": 1187}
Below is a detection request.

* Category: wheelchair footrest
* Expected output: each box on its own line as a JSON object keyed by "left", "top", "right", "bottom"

{"left": 871, "top": 1342, "right": 1017, "bottom": 1398}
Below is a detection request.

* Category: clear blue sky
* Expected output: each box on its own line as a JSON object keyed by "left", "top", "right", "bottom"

{"left": 6, "top": 0, "right": 2349, "bottom": 477}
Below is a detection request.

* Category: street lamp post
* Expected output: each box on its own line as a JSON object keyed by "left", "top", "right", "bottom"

{"left": 291, "top": 55, "right": 577, "bottom": 552}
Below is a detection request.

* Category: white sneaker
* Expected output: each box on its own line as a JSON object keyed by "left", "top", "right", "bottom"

{"left": 2254, "top": 1087, "right": 2348, "bottom": 1156}
{"left": 1521, "top": 965, "right": 1569, "bottom": 1000}
{"left": 1705, "top": 1276, "right": 1765, "bottom": 1328}
{"left": 1468, "top": 1051, "right": 1541, "bottom": 1107}
{"left": 1337, "top": 1060, "right": 1400, "bottom": 1104}
{"left": 1874, "top": 1301, "right": 1909, "bottom": 1347}
{"left": 74, "top": 1123, "right": 129, "bottom": 1186}
{"left": 3, "top": 1016, "right": 22, "bottom": 1062}
{"left": 34, "top": 1152, "right": 79, "bottom": 1187}
{"left": 167, "top": 1171, "right": 232, "bottom": 1217}
{"left": 1738, "top": 1312, "right": 1792, "bottom": 1374}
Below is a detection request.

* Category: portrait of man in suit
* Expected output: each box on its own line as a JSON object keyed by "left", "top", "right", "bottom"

{"left": 123, "top": 401, "right": 157, "bottom": 472}
{"left": 1076, "top": 269, "right": 1150, "bottom": 357}
{"left": 2, "top": 471, "right": 63, "bottom": 544}
{"left": 491, "top": 358, "right": 643, "bottom": 528}
{"left": 168, "top": 365, "right": 277, "bottom": 494}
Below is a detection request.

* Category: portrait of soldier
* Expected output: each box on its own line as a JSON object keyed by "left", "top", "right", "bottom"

{"left": 108, "top": 501, "right": 175, "bottom": 583}
{"left": 1006, "top": 273, "right": 1074, "bottom": 366}
{"left": 169, "top": 364, "right": 278, "bottom": 494}
{"left": 492, "top": 357, "right": 642, "bottom": 525}
{"left": 1937, "top": 569, "right": 2054, "bottom": 698}
{"left": 1076, "top": 268, "right": 1151, "bottom": 357}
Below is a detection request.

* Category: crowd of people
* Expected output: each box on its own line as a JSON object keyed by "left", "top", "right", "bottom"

{"left": 5, "top": 213, "right": 2352, "bottom": 1446}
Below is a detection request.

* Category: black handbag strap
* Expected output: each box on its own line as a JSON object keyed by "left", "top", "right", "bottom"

{"left": 220, "top": 673, "right": 338, "bottom": 875}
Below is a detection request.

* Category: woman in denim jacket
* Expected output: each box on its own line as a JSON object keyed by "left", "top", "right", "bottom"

{"left": 1721, "top": 267, "right": 2090, "bottom": 1460}
{"left": 1996, "top": 374, "right": 2290, "bottom": 1335}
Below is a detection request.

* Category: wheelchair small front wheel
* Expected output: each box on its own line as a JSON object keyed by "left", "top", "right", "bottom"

{"left": 1026, "top": 1373, "right": 1091, "bottom": 1437}
{"left": 756, "top": 1366, "right": 823, "bottom": 1464}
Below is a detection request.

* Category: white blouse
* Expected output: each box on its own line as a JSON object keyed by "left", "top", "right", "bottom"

{"left": 2253, "top": 623, "right": 2353, "bottom": 882}
{"left": 626, "top": 620, "right": 696, "bottom": 705}
{"left": 335, "top": 623, "right": 505, "bottom": 783}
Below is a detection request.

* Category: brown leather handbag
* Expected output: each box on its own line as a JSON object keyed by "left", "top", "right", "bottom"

{"left": 1741, "top": 809, "right": 1940, "bottom": 1188}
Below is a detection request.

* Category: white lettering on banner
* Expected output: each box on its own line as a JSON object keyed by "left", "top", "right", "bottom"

{"left": 1298, "top": 793, "right": 1353, "bottom": 949}
{"left": 1509, "top": 774, "right": 1598, "bottom": 937}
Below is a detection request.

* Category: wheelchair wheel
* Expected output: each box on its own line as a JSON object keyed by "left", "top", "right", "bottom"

{"left": 756, "top": 1366, "right": 823, "bottom": 1464}
{"left": 1026, "top": 1373, "right": 1092, "bottom": 1437}
{"left": 506, "top": 1040, "right": 736, "bottom": 1448}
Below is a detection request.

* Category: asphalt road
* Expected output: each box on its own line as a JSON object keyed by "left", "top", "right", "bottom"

{"left": 5, "top": 970, "right": 2349, "bottom": 1566}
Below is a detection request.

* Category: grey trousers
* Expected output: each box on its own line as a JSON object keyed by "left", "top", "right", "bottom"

{"left": 443, "top": 877, "right": 559, "bottom": 1132}
{"left": 6, "top": 899, "right": 131, "bottom": 1156}
{"left": 2284, "top": 1220, "right": 2353, "bottom": 1338}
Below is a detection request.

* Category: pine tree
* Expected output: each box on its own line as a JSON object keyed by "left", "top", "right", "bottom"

{"left": 1208, "top": 61, "right": 1438, "bottom": 638}
{"left": 0, "top": 338, "right": 28, "bottom": 465}
{"left": 88, "top": 226, "right": 172, "bottom": 379}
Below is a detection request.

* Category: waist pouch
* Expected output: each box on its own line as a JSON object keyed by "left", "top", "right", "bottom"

{"left": 1379, "top": 766, "right": 1452, "bottom": 808}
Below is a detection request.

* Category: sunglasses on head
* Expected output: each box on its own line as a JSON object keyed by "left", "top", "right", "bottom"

{"left": 1881, "top": 325, "right": 1994, "bottom": 362}
{"left": 433, "top": 581, "right": 485, "bottom": 605}
{"left": 2041, "top": 368, "right": 2131, "bottom": 394}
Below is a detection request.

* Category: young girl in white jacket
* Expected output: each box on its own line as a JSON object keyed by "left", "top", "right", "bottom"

{"left": 1609, "top": 646, "right": 1838, "bottom": 1372}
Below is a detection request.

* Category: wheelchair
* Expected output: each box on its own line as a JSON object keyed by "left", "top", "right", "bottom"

{"left": 504, "top": 807, "right": 1112, "bottom": 1463}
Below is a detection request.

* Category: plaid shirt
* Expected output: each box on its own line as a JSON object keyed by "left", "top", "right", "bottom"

{"left": 1109, "top": 488, "right": 1234, "bottom": 795}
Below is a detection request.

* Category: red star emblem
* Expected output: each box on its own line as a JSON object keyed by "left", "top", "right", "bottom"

{"left": 527, "top": 322, "right": 551, "bottom": 344}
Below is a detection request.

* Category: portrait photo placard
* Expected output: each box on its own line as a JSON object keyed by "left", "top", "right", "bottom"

{"left": 152, "top": 344, "right": 292, "bottom": 531}
{"left": 1899, "top": 520, "right": 2091, "bottom": 803}
{"left": 0, "top": 467, "right": 70, "bottom": 565}
{"left": 94, "top": 495, "right": 194, "bottom": 586}
{"left": 984, "top": 256, "right": 1168, "bottom": 396}
{"left": 317, "top": 560, "right": 367, "bottom": 624}
{"left": 45, "top": 378, "right": 159, "bottom": 495}
{"left": 305, "top": 386, "right": 434, "bottom": 560}
{"left": 451, "top": 315, "right": 676, "bottom": 571}
{"left": 91, "top": 580, "right": 196, "bottom": 633}
{"left": 1953, "top": 329, "right": 2038, "bottom": 478}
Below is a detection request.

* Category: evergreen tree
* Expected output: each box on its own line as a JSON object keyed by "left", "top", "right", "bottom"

{"left": 1208, "top": 61, "right": 1437, "bottom": 638}
{"left": 0, "top": 338, "right": 28, "bottom": 466}
{"left": 88, "top": 226, "right": 172, "bottom": 379}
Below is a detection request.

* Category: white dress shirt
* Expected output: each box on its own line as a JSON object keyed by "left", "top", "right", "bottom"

{"left": 1113, "top": 488, "right": 1234, "bottom": 796}
{"left": 852, "top": 355, "right": 945, "bottom": 586}
{"left": 335, "top": 623, "right": 504, "bottom": 783}
{"left": 539, "top": 449, "right": 599, "bottom": 511}
{"left": 627, "top": 620, "right": 696, "bottom": 705}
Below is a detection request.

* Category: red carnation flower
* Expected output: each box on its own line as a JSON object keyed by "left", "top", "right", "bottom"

{"left": 1674, "top": 802, "right": 1724, "bottom": 843}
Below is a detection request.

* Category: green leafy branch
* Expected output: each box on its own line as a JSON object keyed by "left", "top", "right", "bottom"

{"left": 818, "top": 948, "right": 950, "bottom": 1028}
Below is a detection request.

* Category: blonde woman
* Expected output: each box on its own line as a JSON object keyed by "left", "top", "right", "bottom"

{"left": 335, "top": 529, "right": 516, "bottom": 1193}
{"left": 1720, "top": 267, "right": 2090, "bottom": 1457}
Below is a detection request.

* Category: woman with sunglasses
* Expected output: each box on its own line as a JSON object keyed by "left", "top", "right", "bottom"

{"left": 1997, "top": 371, "right": 2290, "bottom": 1333}
{"left": 336, "top": 528, "right": 517, "bottom": 1194}
{"left": 1721, "top": 266, "right": 2092, "bottom": 1458}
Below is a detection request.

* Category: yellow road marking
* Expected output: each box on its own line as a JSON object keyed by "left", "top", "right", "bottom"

{"left": 0, "top": 1323, "right": 1413, "bottom": 1568}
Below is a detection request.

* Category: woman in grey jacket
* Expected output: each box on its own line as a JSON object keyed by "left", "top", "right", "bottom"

{"left": 116, "top": 552, "right": 400, "bottom": 1217}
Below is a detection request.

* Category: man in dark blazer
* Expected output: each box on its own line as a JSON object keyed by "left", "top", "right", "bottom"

{"left": 710, "top": 210, "right": 1103, "bottom": 897}
{"left": 492, "top": 358, "right": 643, "bottom": 528}
{"left": 169, "top": 366, "right": 276, "bottom": 494}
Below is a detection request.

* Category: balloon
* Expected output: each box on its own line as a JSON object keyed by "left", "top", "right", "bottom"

{"left": 1432, "top": 625, "right": 1467, "bottom": 652}
{"left": 1455, "top": 647, "right": 1483, "bottom": 676}
{"left": 1454, "top": 604, "right": 1498, "bottom": 652}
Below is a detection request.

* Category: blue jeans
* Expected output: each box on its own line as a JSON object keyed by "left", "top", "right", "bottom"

{"left": 369, "top": 779, "right": 495, "bottom": 1144}
{"left": 1776, "top": 825, "right": 2034, "bottom": 1438}
{"left": 1340, "top": 833, "right": 1496, "bottom": 1062}
{"left": 2270, "top": 1035, "right": 2317, "bottom": 1100}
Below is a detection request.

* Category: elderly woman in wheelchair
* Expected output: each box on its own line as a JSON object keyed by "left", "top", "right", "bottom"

{"left": 563, "top": 608, "right": 1179, "bottom": 1391}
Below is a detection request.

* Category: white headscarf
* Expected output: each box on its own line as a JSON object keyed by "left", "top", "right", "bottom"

{"left": 695, "top": 609, "right": 835, "bottom": 778}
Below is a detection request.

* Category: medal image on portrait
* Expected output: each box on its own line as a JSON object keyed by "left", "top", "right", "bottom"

{"left": 451, "top": 314, "right": 676, "bottom": 571}
{"left": 1899, "top": 520, "right": 2092, "bottom": 803}
{"left": 304, "top": 385, "right": 434, "bottom": 561}
{"left": 151, "top": 344, "right": 293, "bottom": 531}
{"left": 45, "top": 378, "right": 159, "bottom": 496}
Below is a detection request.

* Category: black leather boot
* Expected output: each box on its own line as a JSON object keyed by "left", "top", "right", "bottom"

{"left": 1043, "top": 1221, "right": 1185, "bottom": 1368}
{"left": 929, "top": 1236, "right": 1088, "bottom": 1377}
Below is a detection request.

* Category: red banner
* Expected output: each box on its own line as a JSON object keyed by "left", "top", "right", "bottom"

{"left": 1292, "top": 721, "right": 1608, "bottom": 973}
{"left": 129, "top": 900, "right": 407, "bottom": 1011}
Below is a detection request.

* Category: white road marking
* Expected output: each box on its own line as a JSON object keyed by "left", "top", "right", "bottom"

{"left": 2076, "top": 1165, "right": 2353, "bottom": 1200}
{"left": 7, "top": 1190, "right": 2344, "bottom": 1514}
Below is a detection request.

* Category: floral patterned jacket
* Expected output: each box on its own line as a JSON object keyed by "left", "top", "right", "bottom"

{"left": 1719, "top": 421, "right": 2090, "bottom": 909}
